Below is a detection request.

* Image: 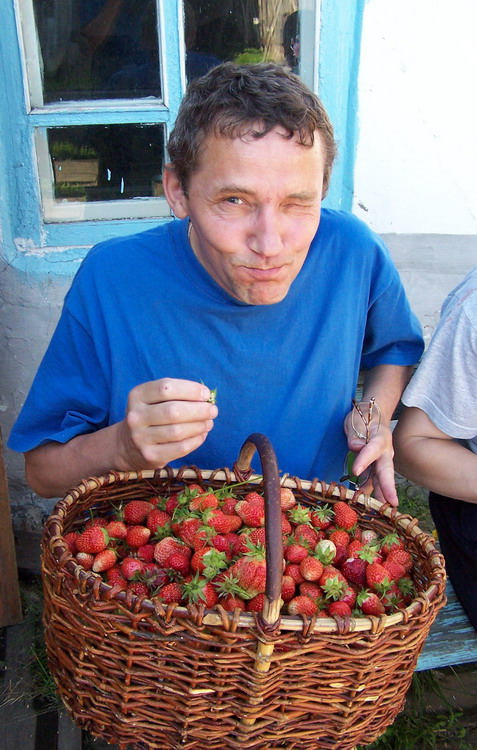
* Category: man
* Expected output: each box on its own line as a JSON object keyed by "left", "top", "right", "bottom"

{"left": 394, "top": 266, "right": 477, "bottom": 630}
{"left": 9, "top": 63, "right": 424, "bottom": 504}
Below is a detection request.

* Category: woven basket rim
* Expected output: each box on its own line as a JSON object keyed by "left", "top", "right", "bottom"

{"left": 47, "top": 466, "right": 446, "bottom": 635}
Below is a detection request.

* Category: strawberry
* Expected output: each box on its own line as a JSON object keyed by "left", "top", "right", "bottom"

{"left": 221, "top": 496, "right": 239, "bottom": 515}
{"left": 281, "top": 514, "right": 293, "bottom": 535}
{"left": 235, "top": 496, "right": 265, "bottom": 527}
{"left": 211, "top": 533, "right": 236, "bottom": 559}
{"left": 341, "top": 557, "right": 366, "bottom": 587}
{"left": 243, "top": 491, "right": 264, "bottom": 504}
{"left": 382, "top": 559, "right": 407, "bottom": 582}
{"left": 76, "top": 526, "right": 109, "bottom": 554}
{"left": 347, "top": 540, "right": 364, "bottom": 558}
{"left": 154, "top": 536, "right": 189, "bottom": 566}
{"left": 75, "top": 552, "right": 94, "bottom": 570}
{"left": 246, "top": 593, "right": 266, "bottom": 612}
{"left": 167, "top": 550, "right": 192, "bottom": 577}
{"left": 165, "top": 494, "right": 179, "bottom": 515}
{"left": 92, "top": 548, "right": 117, "bottom": 572}
{"left": 203, "top": 508, "right": 241, "bottom": 534}
{"left": 123, "top": 500, "right": 154, "bottom": 525}
{"left": 146, "top": 509, "right": 172, "bottom": 535}
{"left": 220, "top": 594, "right": 247, "bottom": 612}
{"left": 137, "top": 543, "right": 155, "bottom": 563}
{"left": 332, "top": 544, "right": 349, "bottom": 567}
{"left": 294, "top": 524, "right": 319, "bottom": 547}
{"left": 183, "top": 573, "right": 218, "bottom": 608}
{"left": 191, "top": 547, "right": 227, "bottom": 578}
{"left": 365, "top": 562, "right": 392, "bottom": 593}
{"left": 299, "top": 555, "right": 324, "bottom": 582}
{"left": 309, "top": 504, "right": 333, "bottom": 530}
{"left": 380, "top": 533, "right": 405, "bottom": 556}
{"left": 176, "top": 517, "right": 202, "bottom": 547}
{"left": 299, "top": 582, "right": 323, "bottom": 600}
{"left": 333, "top": 501, "right": 358, "bottom": 530}
{"left": 284, "top": 540, "right": 309, "bottom": 564}
{"left": 386, "top": 548, "right": 413, "bottom": 573}
{"left": 105, "top": 520, "right": 128, "bottom": 540}
{"left": 314, "top": 539, "right": 336, "bottom": 565}
{"left": 121, "top": 557, "right": 145, "bottom": 580}
{"left": 328, "top": 601, "right": 352, "bottom": 618}
{"left": 128, "top": 581, "right": 150, "bottom": 598}
{"left": 319, "top": 565, "right": 346, "bottom": 588}
{"left": 361, "top": 528, "right": 379, "bottom": 546}
{"left": 232, "top": 532, "right": 252, "bottom": 556}
{"left": 288, "top": 504, "right": 313, "bottom": 527}
{"left": 357, "top": 590, "right": 386, "bottom": 616}
{"left": 228, "top": 543, "right": 266, "bottom": 598}
{"left": 340, "top": 585, "right": 358, "bottom": 608}
{"left": 328, "top": 529, "right": 350, "bottom": 548}
{"left": 279, "top": 487, "right": 296, "bottom": 510}
{"left": 64, "top": 532, "right": 79, "bottom": 553}
{"left": 281, "top": 575, "right": 296, "bottom": 602}
{"left": 126, "top": 525, "right": 151, "bottom": 548}
{"left": 287, "top": 595, "right": 318, "bottom": 616}
{"left": 248, "top": 528, "right": 266, "bottom": 546}
{"left": 189, "top": 491, "right": 219, "bottom": 512}
{"left": 284, "top": 563, "right": 305, "bottom": 585}
{"left": 84, "top": 516, "right": 108, "bottom": 529}
{"left": 191, "top": 526, "right": 215, "bottom": 550}
{"left": 157, "top": 581, "right": 184, "bottom": 604}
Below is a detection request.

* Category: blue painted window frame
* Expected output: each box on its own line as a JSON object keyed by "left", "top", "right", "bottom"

{"left": 0, "top": 0, "right": 363, "bottom": 276}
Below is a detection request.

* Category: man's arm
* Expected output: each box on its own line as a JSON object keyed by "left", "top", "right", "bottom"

{"left": 393, "top": 406, "right": 477, "bottom": 504}
{"left": 343, "top": 363, "right": 414, "bottom": 506}
{"left": 24, "top": 378, "right": 218, "bottom": 498}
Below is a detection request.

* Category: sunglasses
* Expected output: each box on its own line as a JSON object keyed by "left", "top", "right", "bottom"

{"left": 340, "top": 398, "right": 381, "bottom": 490}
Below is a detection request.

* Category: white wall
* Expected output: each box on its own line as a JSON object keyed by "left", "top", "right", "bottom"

{"left": 353, "top": 0, "right": 477, "bottom": 235}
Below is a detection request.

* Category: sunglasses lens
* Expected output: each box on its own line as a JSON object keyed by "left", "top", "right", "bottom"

{"left": 341, "top": 451, "right": 371, "bottom": 488}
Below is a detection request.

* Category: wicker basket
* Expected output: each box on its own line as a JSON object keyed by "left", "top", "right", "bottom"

{"left": 41, "top": 433, "right": 446, "bottom": 750}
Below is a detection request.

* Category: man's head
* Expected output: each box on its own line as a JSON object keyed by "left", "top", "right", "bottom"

{"left": 167, "top": 62, "right": 336, "bottom": 198}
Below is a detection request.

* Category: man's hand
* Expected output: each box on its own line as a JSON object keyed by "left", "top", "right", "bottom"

{"left": 117, "top": 378, "right": 218, "bottom": 470}
{"left": 343, "top": 409, "right": 398, "bottom": 506}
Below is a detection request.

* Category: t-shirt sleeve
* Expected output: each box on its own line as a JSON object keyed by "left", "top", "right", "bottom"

{"left": 360, "top": 242, "right": 424, "bottom": 370}
{"left": 401, "top": 302, "right": 477, "bottom": 439}
{"left": 8, "top": 306, "right": 111, "bottom": 453}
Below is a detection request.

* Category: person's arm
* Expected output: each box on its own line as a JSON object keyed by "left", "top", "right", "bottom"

{"left": 24, "top": 378, "right": 218, "bottom": 498}
{"left": 343, "top": 363, "right": 413, "bottom": 506}
{"left": 393, "top": 406, "right": 477, "bottom": 504}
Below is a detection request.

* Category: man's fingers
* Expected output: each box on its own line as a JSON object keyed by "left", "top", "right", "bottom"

{"left": 131, "top": 378, "right": 213, "bottom": 407}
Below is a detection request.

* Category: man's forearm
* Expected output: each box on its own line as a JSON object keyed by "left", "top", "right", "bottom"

{"left": 24, "top": 423, "right": 126, "bottom": 498}
{"left": 361, "top": 364, "right": 413, "bottom": 423}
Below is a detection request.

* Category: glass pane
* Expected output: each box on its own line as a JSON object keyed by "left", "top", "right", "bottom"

{"left": 184, "top": 2, "right": 310, "bottom": 82}
{"left": 48, "top": 124, "right": 165, "bottom": 202}
{"left": 32, "top": 0, "right": 161, "bottom": 102}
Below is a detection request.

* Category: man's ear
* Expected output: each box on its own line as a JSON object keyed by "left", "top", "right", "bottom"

{"left": 162, "top": 164, "right": 189, "bottom": 218}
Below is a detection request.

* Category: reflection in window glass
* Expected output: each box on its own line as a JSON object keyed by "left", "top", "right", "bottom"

{"left": 184, "top": 1, "right": 304, "bottom": 82}
{"left": 48, "top": 124, "right": 165, "bottom": 202}
{"left": 33, "top": 0, "right": 161, "bottom": 102}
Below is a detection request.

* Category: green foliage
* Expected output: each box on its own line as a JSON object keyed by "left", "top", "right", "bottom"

{"left": 51, "top": 141, "right": 97, "bottom": 160}
{"left": 234, "top": 48, "right": 264, "bottom": 64}
{"left": 395, "top": 476, "right": 434, "bottom": 534}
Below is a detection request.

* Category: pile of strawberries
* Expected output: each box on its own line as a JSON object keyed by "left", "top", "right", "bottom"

{"left": 64, "top": 483, "right": 416, "bottom": 618}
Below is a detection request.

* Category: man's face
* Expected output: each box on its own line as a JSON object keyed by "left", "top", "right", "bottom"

{"left": 165, "top": 126, "right": 325, "bottom": 305}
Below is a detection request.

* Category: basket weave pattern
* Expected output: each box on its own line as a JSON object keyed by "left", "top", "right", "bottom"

{"left": 41, "top": 440, "right": 446, "bottom": 750}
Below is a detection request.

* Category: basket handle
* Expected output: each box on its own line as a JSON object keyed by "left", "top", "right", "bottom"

{"left": 236, "top": 433, "right": 283, "bottom": 625}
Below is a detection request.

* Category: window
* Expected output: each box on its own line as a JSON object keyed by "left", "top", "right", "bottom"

{"left": 15, "top": 1, "right": 319, "bottom": 229}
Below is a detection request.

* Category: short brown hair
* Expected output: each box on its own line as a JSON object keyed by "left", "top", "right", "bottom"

{"left": 167, "top": 62, "right": 337, "bottom": 197}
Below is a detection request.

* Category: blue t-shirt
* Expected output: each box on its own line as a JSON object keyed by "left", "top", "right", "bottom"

{"left": 8, "top": 210, "right": 424, "bottom": 482}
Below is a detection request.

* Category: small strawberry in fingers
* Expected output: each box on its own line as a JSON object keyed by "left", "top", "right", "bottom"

{"left": 92, "top": 548, "right": 117, "bottom": 572}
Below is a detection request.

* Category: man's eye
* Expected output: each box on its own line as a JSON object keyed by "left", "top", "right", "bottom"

{"left": 225, "top": 196, "right": 243, "bottom": 205}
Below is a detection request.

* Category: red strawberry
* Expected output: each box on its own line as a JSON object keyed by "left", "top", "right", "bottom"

{"left": 310, "top": 504, "right": 333, "bottom": 530}
{"left": 248, "top": 528, "right": 266, "bottom": 546}
{"left": 386, "top": 548, "right": 413, "bottom": 573}
{"left": 299, "top": 555, "right": 324, "bottom": 582}
{"left": 341, "top": 557, "right": 367, "bottom": 587}
{"left": 154, "top": 536, "right": 189, "bottom": 566}
{"left": 281, "top": 575, "right": 297, "bottom": 602}
{"left": 357, "top": 590, "right": 386, "bottom": 616}
{"left": 361, "top": 528, "right": 379, "bottom": 546}
{"left": 64, "top": 532, "right": 79, "bottom": 553}
{"left": 221, "top": 496, "right": 239, "bottom": 515}
{"left": 128, "top": 581, "right": 150, "bottom": 598}
{"left": 75, "top": 551, "right": 94, "bottom": 570}
{"left": 146, "top": 508, "right": 172, "bottom": 534}
{"left": 123, "top": 500, "right": 154, "bottom": 525}
{"left": 294, "top": 524, "right": 319, "bottom": 547}
{"left": 319, "top": 565, "right": 347, "bottom": 589}
{"left": 121, "top": 557, "right": 145, "bottom": 580}
{"left": 246, "top": 593, "right": 266, "bottom": 612}
{"left": 333, "top": 501, "right": 358, "bottom": 530}
{"left": 165, "top": 494, "right": 179, "bottom": 515}
{"left": 235, "top": 496, "right": 265, "bottom": 527}
{"left": 157, "top": 581, "right": 184, "bottom": 604}
{"left": 299, "top": 582, "right": 323, "bottom": 600}
{"left": 228, "top": 544, "right": 266, "bottom": 598}
{"left": 189, "top": 491, "right": 219, "bottom": 512}
{"left": 382, "top": 559, "right": 407, "bottom": 582}
{"left": 183, "top": 573, "right": 218, "bottom": 608}
{"left": 284, "top": 563, "right": 305, "bottom": 585}
{"left": 284, "top": 540, "right": 309, "bottom": 564}
{"left": 232, "top": 532, "right": 252, "bottom": 557}
{"left": 328, "top": 601, "right": 352, "bottom": 618}
{"left": 105, "top": 520, "right": 128, "bottom": 540}
{"left": 281, "top": 514, "right": 293, "bottom": 535}
{"left": 176, "top": 517, "right": 202, "bottom": 547}
{"left": 167, "top": 550, "right": 192, "bottom": 577}
{"left": 332, "top": 544, "right": 348, "bottom": 567}
{"left": 380, "top": 533, "right": 405, "bottom": 556}
{"left": 191, "top": 547, "right": 227, "bottom": 578}
{"left": 365, "top": 562, "right": 392, "bottom": 593}
{"left": 287, "top": 595, "right": 318, "bottom": 616}
{"left": 84, "top": 516, "right": 108, "bottom": 529}
{"left": 137, "top": 543, "right": 155, "bottom": 563}
{"left": 244, "top": 491, "right": 264, "bottom": 504}
{"left": 279, "top": 487, "right": 296, "bottom": 510}
{"left": 106, "top": 570, "right": 128, "bottom": 591}
{"left": 328, "top": 529, "right": 350, "bottom": 548}
{"left": 340, "top": 585, "right": 358, "bottom": 608}
{"left": 191, "top": 526, "right": 215, "bottom": 550}
{"left": 126, "top": 525, "right": 151, "bottom": 548}
{"left": 220, "top": 594, "right": 247, "bottom": 612}
{"left": 76, "top": 526, "right": 109, "bottom": 554}
{"left": 92, "top": 548, "right": 117, "bottom": 572}
{"left": 347, "top": 540, "right": 364, "bottom": 558}
{"left": 203, "top": 508, "right": 239, "bottom": 534}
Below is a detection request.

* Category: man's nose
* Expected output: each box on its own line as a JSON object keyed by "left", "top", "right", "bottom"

{"left": 248, "top": 207, "right": 284, "bottom": 257}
